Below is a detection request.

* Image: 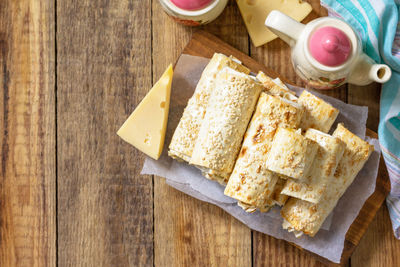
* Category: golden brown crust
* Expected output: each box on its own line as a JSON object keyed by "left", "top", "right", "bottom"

{"left": 281, "top": 129, "right": 346, "bottom": 203}
{"left": 224, "top": 93, "right": 304, "bottom": 211}
{"left": 256, "top": 71, "right": 297, "bottom": 102}
{"left": 281, "top": 123, "right": 374, "bottom": 237}
{"left": 298, "top": 91, "right": 339, "bottom": 133}
{"left": 265, "top": 128, "right": 319, "bottom": 180}
{"left": 190, "top": 67, "right": 262, "bottom": 181}
{"left": 169, "top": 53, "right": 250, "bottom": 162}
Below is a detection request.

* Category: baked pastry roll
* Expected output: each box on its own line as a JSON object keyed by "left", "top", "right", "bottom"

{"left": 281, "top": 129, "right": 346, "bottom": 203}
{"left": 190, "top": 67, "right": 263, "bottom": 184}
{"left": 256, "top": 71, "right": 297, "bottom": 101}
{"left": 281, "top": 123, "right": 374, "bottom": 237}
{"left": 169, "top": 53, "right": 250, "bottom": 162}
{"left": 265, "top": 128, "right": 318, "bottom": 180}
{"left": 298, "top": 90, "right": 339, "bottom": 133}
{"left": 224, "top": 93, "right": 304, "bottom": 211}
{"left": 238, "top": 178, "right": 289, "bottom": 212}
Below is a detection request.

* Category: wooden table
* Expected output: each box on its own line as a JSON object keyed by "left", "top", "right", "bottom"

{"left": 1, "top": 0, "right": 399, "bottom": 266}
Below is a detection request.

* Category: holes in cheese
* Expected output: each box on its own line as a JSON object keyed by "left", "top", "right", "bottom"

{"left": 117, "top": 64, "right": 173, "bottom": 160}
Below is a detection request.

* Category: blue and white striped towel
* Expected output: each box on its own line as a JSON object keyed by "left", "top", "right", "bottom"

{"left": 321, "top": 0, "right": 400, "bottom": 238}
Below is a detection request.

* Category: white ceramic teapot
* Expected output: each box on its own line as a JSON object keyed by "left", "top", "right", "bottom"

{"left": 265, "top": 10, "right": 391, "bottom": 89}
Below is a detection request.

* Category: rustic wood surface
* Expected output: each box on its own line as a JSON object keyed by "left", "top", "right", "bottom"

{"left": 57, "top": 1, "right": 154, "bottom": 266}
{"left": 0, "top": 1, "right": 56, "bottom": 266}
{"left": 1, "top": 0, "right": 399, "bottom": 266}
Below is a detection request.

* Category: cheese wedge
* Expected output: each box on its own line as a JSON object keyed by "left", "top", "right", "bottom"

{"left": 236, "top": 0, "right": 312, "bottom": 47}
{"left": 117, "top": 64, "right": 173, "bottom": 160}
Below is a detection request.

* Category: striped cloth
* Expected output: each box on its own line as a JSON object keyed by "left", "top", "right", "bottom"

{"left": 321, "top": 0, "right": 400, "bottom": 238}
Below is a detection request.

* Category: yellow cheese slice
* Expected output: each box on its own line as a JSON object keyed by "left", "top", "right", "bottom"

{"left": 117, "top": 64, "right": 173, "bottom": 160}
{"left": 236, "top": 0, "right": 312, "bottom": 47}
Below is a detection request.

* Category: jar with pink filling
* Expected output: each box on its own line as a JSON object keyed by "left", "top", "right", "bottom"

{"left": 159, "top": 0, "right": 228, "bottom": 26}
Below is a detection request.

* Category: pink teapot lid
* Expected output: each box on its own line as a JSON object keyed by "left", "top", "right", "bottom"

{"left": 308, "top": 26, "right": 352, "bottom": 67}
{"left": 171, "top": 0, "right": 213, "bottom": 10}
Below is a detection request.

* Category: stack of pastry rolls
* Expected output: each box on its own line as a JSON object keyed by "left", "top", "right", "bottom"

{"left": 169, "top": 53, "right": 263, "bottom": 184}
{"left": 169, "top": 53, "right": 374, "bottom": 237}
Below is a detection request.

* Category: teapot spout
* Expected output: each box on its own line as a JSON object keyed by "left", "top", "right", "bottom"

{"left": 348, "top": 54, "right": 392, "bottom": 86}
{"left": 369, "top": 64, "right": 391, "bottom": 83}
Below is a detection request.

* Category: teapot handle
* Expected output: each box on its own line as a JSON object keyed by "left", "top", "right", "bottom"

{"left": 265, "top": 10, "right": 305, "bottom": 47}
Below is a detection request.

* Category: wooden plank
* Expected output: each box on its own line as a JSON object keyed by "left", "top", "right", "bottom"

{"left": 0, "top": 0, "right": 56, "bottom": 266}
{"left": 153, "top": 1, "right": 252, "bottom": 266}
{"left": 253, "top": 237, "right": 333, "bottom": 267}
{"left": 198, "top": 0, "right": 250, "bottom": 53}
{"left": 351, "top": 205, "right": 400, "bottom": 267}
{"left": 183, "top": 31, "right": 294, "bottom": 84}
{"left": 348, "top": 84, "right": 381, "bottom": 131}
{"left": 57, "top": 1, "right": 153, "bottom": 266}
{"left": 180, "top": 30, "right": 389, "bottom": 265}
{"left": 154, "top": 179, "right": 252, "bottom": 266}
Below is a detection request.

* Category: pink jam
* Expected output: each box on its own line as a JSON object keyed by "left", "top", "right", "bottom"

{"left": 309, "top": 26, "right": 352, "bottom": 67}
{"left": 171, "top": 0, "right": 213, "bottom": 10}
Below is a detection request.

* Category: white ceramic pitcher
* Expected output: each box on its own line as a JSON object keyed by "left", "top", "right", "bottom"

{"left": 265, "top": 10, "right": 391, "bottom": 89}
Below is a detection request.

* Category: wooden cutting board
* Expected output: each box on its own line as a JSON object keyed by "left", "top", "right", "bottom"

{"left": 180, "top": 30, "right": 390, "bottom": 265}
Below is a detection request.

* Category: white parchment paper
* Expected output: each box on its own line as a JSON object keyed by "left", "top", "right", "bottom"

{"left": 141, "top": 54, "right": 381, "bottom": 263}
